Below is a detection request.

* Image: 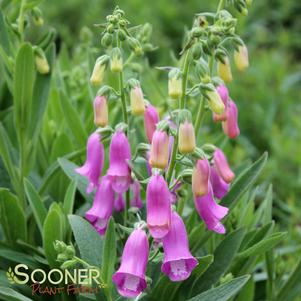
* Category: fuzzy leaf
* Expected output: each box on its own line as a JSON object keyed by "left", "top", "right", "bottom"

{"left": 0, "top": 286, "right": 33, "bottom": 301}
{"left": 63, "top": 180, "right": 77, "bottom": 215}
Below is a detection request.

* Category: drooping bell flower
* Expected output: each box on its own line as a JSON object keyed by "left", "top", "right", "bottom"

{"left": 222, "top": 99, "right": 240, "bottom": 139}
{"left": 213, "top": 148, "right": 235, "bottom": 183}
{"left": 178, "top": 121, "right": 196, "bottom": 154}
{"left": 75, "top": 132, "right": 104, "bottom": 193}
{"left": 144, "top": 104, "right": 160, "bottom": 143}
{"left": 85, "top": 175, "right": 114, "bottom": 235}
{"left": 192, "top": 158, "right": 210, "bottom": 197}
{"left": 107, "top": 131, "right": 132, "bottom": 193}
{"left": 161, "top": 211, "right": 198, "bottom": 281}
{"left": 130, "top": 86, "right": 145, "bottom": 116}
{"left": 115, "top": 193, "right": 125, "bottom": 212}
{"left": 110, "top": 47, "right": 123, "bottom": 73}
{"left": 94, "top": 95, "right": 108, "bottom": 127}
{"left": 210, "top": 166, "right": 229, "bottom": 199}
{"left": 168, "top": 68, "right": 183, "bottom": 99}
{"left": 217, "top": 55, "right": 233, "bottom": 83}
{"left": 149, "top": 130, "right": 169, "bottom": 169}
{"left": 90, "top": 55, "right": 109, "bottom": 86}
{"left": 234, "top": 45, "right": 249, "bottom": 71}
{"left": 146, "top": 174, "right": 171, "bottom": 239}
{"left": 213, "top": 85, "right": 229, "bottom": 122}
{"left": 194, "top": 184, "right": 229, "bottom": 234}
{"left": 206, "top": 88, "right": 225, "bottom": 115}
{"left": 112, "top": 229, "right": 149, "bottom": 298}
{"left": 131, "top": 181, "right": 143, "bottom": 209}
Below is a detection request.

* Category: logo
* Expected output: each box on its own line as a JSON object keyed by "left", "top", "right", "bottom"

{"left": 7, "top": 264, "right": 107, "bottom": 296}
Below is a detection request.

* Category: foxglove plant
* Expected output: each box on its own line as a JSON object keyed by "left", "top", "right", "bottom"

{"left": 71, "top": 1, "right": 255, "bottom": 298}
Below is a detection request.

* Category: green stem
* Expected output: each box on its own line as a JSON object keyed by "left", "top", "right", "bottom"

{"left": 217, "top": 0, "right": 225, "bottom": 13}
{"left": 18, "top": 0, "right": 26, "bottom": 40}
{"left": 166, "top": 136, "right": 178, "bottom": 184}
{"left": 180, "top": 49, "right": 191, "bottom": 109}
{"left": 194, "top": 97, "right": 205, "bottom": 135}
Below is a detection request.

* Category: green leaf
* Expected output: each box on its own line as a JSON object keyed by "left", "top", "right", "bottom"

{"left": 277, "top": 257, "right": 301, "bottom": 301}
{"left": 63, "top": 180, "right": 77, "bottom": 215}
{"left": 0, "top": 286, "right": 33, "bottom": 301}
{"left": 59, "top": 158, "right": 93, "bottom": 203}
{"left": 68, "top": 215, "right": 103, "bottom": 266}
{"left": 0, "top": 124, "right": 19, "bottom": 191}
{"left": 58, "top": 90, "right": 87, "bottom": 147}
{"left": 102, "top": 218, "right": 116, "bottom": 293}
{"left": 236, "top": 277, "right": 255, "bottom": 301}
{"left": 0, "top": 189, "right": 27, "bottom": 243}
{"left": 24, "top": 178, "right": 47, "bottom": 235}
{"left": 236, "top": 232, "right": 286, "bottom": 259}
{"left": 187, "top": 275, "right": 250, "bottom": 301}
{"left": 221, "top": 152, "right": 268, "bottom": 208}
{"left": 190, "top": 227, "right": 245, "bottom": 296}
{"left": 13, "top": 43, "right": 35, "bottom": 143}
{"left": 0, "top": 9, "right": 10, "bottom": 53}
{"left": 43, "top": 203, "right": 64, "bottom": 267}
{"left": 30, "top": 43, "right": 55, "bottom": 144}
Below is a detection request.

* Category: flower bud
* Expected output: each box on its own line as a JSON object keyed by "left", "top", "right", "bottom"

{"left": 217, "top": 56, "right": 233, "bottom": 83}
{"left": 206, "top": 89, "right": 225, "bottom": 115}
{"left": 101, "top": 33, "right": 113, "bottom": 47}
{"left": 178, "top": 121, "right": 196, "bottom": 154}
{"left": 192, "top": 159, "right": 210, "bottom": 197}
{"left": 168, "top": 69, "right": 183, "bottom": 99}
{"left": 213, "top": 148, "right": 235, "bottom": 183}
{"left": 128, "top": 37, "right": 143, "bottom": 56}
{"left": 110, "top": 47, "right": 123, "bottom": 73}
{"left": 222, "top": 99, "right": 240, "bottom": 139}
{"left": 149, "top": 130, "right": 169, "bottom": 169}
{"left": 144, "top": 104, "right": 160, "bottom": 143}
{"left": 130, "top": 86, "right": 145, "bottom": 116}
{"left": 90, "top": 55, "right": 109, "bottom": 86}
{"left": 35, "top": 51, "right": 50, "bottom": 74}
{"left": 213, "top": 84, "right": 229, "bottom": 122}
{"left": 234, "top": 45, "right": 249, "bottom": 71}
{"left": 94, "top": 95, "right": 108, "bottom": 127}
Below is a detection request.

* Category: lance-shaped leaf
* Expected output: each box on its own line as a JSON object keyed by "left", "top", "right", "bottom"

{"left": 221, "top": 152, "right": 268, "bottom": 208}
{"left": 0, "top": 286, "right": 33, "bottom": 301}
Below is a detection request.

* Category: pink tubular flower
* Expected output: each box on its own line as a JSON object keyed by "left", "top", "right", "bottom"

{"left": 85, "top": 175, "right": 114, "bottom": 235}
{"left": 75, "top": 132, "right": 104, "bottom": 193}
{"left": 210, "top": 166, "right": 229, "bottom": 199}
{"left": 149, "top": 130, "right": 170, "bottom": 169}
{"left": 144, "top": 104, "right": 160, "bottom": 143}
{"left": 94, "top": 95, "right": 108, "bottom": 127}
{"left": 192, "top": 158, "right": 210, "bottom": 197}
{"left": 107, "top": 131, "right": 132, "bottom": 193}
{"left": 112, "top": 229, "right": 149, "bottom": 298}
{"left": 213, "top": 148, "right": 235, "bottom": 183}
{"left": 194, "top": 183, "right": 229, "bottom": 234}
{"left": 146, "top": 174, "right": 171, "bottom": 239}
{"left": 213, "top": 84, "right": 229, "bottom": 122}
{"left": 222, "top": 99, "right": 240, "bottom": 139}
{"left": 115, "top": 193, "right": 125, "bottom": 212}
{"left": 161, "top": 211, "right": 198, "bottom": 281}
{"left": 131, "top": 181, "right": 143, "bottom": 209}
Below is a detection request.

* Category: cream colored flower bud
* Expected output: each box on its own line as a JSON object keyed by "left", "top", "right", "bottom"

{"left": 35, "top": 54, "right": 50, "bottom": 74}
{"left": 207, "top": 89, "right": 225, "bottom": 115}
{"left": 234, "top": 45, "right": 249, "bottom": 71}
{"left": 217, "top": 56, "right": 233, "bottom": 83}
{"left": 130, "top": 86, "right": 145, "bottom": 116}
{"left": 178, "top": 121, "right": 196, "bottom": 154}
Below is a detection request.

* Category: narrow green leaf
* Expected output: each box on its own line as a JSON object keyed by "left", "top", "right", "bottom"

{"left": 63, "top": 180, "right": 77, "bottom": 214}
{"left": 237, "top": 232, "right": 286, "bottom": 259}
{"left": 0, "top": 189, "right": 27, "bottom": 243}
{"left": 102, "top": 218, "right": 116, "bottom": 293}
{"left": 277, "top": 257, "right": 301, "bottom": 301}
{"left": 13, "top": 43, "right": 35, "bottom": 142}
{"left": 236, "top": 276, "right": 255, "bottom": 301}
{"left": 24, "top": 178, "right": 47, "bottom": 235}
{"left": 0, "top": 286, "right": 33, "bottom": 301}
{"left": 221, "top": 152, "right": 268, "bottom": 208}
{"left": 190, "top": 227, "right": 245, "bottom": 296}
{"left": 68, "top": 215, "right": 103, "bottom": 266}
{"left": 0, "top": 9, "right": 10, "bottom": 53}
{"left": 30, "top": 43, "right": 55, "bottom": 143}
{"left": 58, "top": 90, "right": 87, "bottom": 147}
{"left": 187, "top": 275, "right": 250, "bottom": 301}
{"left": 43, "top": 203, "right": 63, "bottom": 268}
{"left": 59, "top": 158, "right": 93, "bottom": 203}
